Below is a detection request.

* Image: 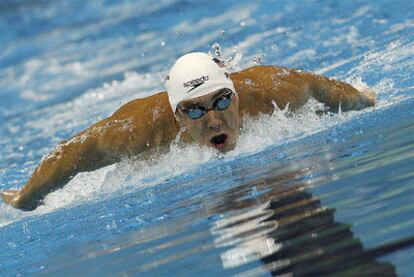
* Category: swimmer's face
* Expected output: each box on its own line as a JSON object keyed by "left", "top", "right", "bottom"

{"left": 176, "top": 88, "right": 240, "bottom": 152}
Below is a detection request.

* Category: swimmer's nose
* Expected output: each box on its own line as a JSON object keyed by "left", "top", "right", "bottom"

{"left": 206, "top": 113, "right": 223, "bottom": 130}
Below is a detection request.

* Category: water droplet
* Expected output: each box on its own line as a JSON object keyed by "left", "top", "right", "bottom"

{"left": 160, "top": 41, "right": 166, "bottom": 46}
{"left": 105, "top": 220, "right": 117, "bottom": 230}
{"left": 211, "top": 42, "right": 222, "bottom": 57}
{"left": 252, "top": 54, "right": 264, "bottom": 64}
{"left": 240, "top": 21, "right": 246, "bottom": 27}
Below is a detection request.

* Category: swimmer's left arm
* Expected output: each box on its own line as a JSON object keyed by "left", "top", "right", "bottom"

{"left": 264, "top": 66, "right": 376, "bottom": 112}
{"left": 307, "top": 74, "right": 375, "bottom": 112}
{"left": 289, "top": 68, "right": 376, "bottom": 112}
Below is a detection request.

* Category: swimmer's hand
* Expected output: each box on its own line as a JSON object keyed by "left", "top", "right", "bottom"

{"left": 1, "top": 189, "right": 22, "bottom": 209}
{"left": 359, "top": 88, "right": 377, "bottom": 106}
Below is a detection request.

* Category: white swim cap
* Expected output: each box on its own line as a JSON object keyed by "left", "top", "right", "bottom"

{"left": 166, "top": 52, "right": 236, "bottom": 112}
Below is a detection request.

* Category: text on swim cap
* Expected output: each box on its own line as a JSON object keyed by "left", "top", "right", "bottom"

{"left": 183, "top": 75, "right": 209, "bottom": 91}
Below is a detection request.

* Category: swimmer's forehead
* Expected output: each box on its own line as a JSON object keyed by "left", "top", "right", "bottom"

{"left": 179, "top": 88, "right": 230, "bottom": 106}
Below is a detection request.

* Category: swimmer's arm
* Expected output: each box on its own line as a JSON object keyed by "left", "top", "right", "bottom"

{"left": 264, "top": 66, "right": 375, "bottom": 112}
{"left": 295, "top": 70, "right": 376, "bottom": 112}
{"left": 1, "top": 127, "right": 116, "bottom": 211}
{"left": 1, "top": 93, "right": 176, "bottom": 211}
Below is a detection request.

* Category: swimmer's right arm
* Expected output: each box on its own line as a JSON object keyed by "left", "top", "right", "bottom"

{"left": 1, "top": 125, "right": 117, "bottom": 211}
{"left": 1, "top": 93, "right": 177, "bottom": 211}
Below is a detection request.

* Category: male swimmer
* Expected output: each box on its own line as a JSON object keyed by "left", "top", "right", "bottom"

{"left": 1, "top": 52, "right": 375, "bottom": 211}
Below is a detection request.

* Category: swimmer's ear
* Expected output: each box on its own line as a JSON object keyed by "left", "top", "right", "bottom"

{"left": 1, "top": 189, "right": 21, "bottom": 209}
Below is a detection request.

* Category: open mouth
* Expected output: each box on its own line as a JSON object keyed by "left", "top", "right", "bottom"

{"left": 210, "top": 134, "right": 228, "bottom": 149}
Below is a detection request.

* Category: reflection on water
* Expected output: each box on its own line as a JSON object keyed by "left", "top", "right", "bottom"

{"left": 212, "top": 172, "right": 395, "bottom": 276}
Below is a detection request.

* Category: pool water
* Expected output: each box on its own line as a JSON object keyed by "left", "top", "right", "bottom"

{"left": 0, "top": 0, "right": 413, "bottom": 276}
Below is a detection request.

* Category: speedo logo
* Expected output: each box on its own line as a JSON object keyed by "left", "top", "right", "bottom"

{"left": 183, "top": 75, "right": 209, "bottom": 93}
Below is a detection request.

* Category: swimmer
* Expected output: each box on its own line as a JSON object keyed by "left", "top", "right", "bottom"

{"left": 1, "top": 52, "right": 376, "bottom": 211}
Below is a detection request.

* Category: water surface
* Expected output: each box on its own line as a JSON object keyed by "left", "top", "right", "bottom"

{"left": 1, "top": 0, "right": 413, "bottom": 276}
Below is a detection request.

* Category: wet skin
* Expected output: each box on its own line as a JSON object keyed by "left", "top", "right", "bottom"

{"left": 1, "top": 65, "right": 376, "bottom": 211}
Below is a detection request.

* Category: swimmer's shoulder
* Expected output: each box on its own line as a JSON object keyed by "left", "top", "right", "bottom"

{"left": 230, "top": 65, "right": 296, "bottom": 89}
{"left": 230, "top": 65, "right": 292, "bottom": 79}
{"left": 91, "top": 90, "right": 177, "bottom": 150}
{"left": 229, "top": 65, "right": 288, "bottom": 95}
{"left": 110, "top": 91, "right": 171, "bottom": 118}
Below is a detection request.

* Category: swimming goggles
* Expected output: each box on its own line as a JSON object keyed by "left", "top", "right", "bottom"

{"left": 177, "top": 90, "right": 234, "bottom": 119}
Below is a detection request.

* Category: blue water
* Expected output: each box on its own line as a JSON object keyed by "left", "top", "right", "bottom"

{"left": 1, "top": 0, "right": 413, "bottom": 276}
